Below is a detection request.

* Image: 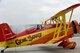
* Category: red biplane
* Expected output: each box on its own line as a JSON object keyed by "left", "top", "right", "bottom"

{"left": 0, "top": 3, "right": 80, "bottom": 53}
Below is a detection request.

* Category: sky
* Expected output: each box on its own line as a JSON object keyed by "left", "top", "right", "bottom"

{"left": 0, "top": 0, "right": 80, "bottom": 25}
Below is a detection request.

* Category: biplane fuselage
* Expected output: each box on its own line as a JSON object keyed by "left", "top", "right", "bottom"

{"left": 0, "top": 20, "right": 79, "bottom": 48}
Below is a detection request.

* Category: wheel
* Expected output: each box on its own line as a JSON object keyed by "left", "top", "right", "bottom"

{"left": 1, "top": 46, "right": 9, "bottom": 53}
{"left": 1, "top": 50, "right": 4, "bottom": 53}
{"left": 70, "top": 47, "right": 75, "bottom": 49}
{"left": 65, "top": 42, "right": 76, "bottom": 49}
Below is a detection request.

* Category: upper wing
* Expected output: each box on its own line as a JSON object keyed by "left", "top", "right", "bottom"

{"left": 43, "top": 3, "right": 80, "bottom": 23}
{"left": 51, "top": 3, "right": 80, "bottom": 20}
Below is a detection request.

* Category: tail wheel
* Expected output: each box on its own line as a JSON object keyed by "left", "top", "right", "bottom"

{"left": 64, "top": 42, "right": 76, "bottom": 49}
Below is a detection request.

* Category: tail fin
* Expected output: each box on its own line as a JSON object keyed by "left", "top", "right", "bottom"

{"left": 0, "top": 23, "right": 15, "bottom": 42}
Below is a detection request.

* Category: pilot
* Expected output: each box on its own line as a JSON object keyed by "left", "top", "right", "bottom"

{"left": 36, "top": 24, "right": 43, "bottom": 29}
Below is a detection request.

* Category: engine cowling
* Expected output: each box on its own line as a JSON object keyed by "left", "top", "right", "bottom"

{"left": 71, "top": 20, "right": 78, "bottom": 34}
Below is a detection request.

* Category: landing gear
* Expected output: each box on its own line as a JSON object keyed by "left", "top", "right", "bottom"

{"left": 65, "top": 42, "right": 76, "bottom": 49}
{"left": 1, "top": 46, "right": 9, "bottom": 53}
{"left": 58, "top": 41, "right": 76, "bottom": 49}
